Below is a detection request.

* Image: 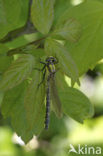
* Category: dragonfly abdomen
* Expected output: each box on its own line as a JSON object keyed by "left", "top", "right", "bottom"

{"left": 45, "top": 81, "right": 50, "bottom": 130}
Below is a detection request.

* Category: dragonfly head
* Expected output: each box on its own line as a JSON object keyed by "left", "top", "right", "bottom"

{"left": 46, "top": 56, "right": 58, "bottom": 65}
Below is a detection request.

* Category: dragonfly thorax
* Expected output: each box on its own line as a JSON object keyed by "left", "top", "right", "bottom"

{"left": 46, "top": 56, "right": 57, "bottom": 74}
{"left": 46, "top": 56, "right": 58, "bottom": 65}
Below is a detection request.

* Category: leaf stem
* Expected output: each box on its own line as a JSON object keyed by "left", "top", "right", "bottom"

{"left": 7, "top": 36, "right": 47, "bottom": 56}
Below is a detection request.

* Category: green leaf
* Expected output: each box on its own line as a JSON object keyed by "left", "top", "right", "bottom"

{"left": 0, "top": 44, "right": 13, "bottom": 72}
{"left": 53, "top": 18, "right": 81, "bottom": 42}
{"left": 0, "top": 44, "right": 8, "bottom": 55}
{"left": 7, "top": 44, "right": 39, "bottom": 56}
{"left": 95, "top": 63, "right": 103, "bottom": 74}
{"left": 61, "top": 87, "right": 94, "bottom": 123}
{"left": 28, "top": 48, "right": 45, "bottom": 57}
{"left": 1, "top": 81, "right": 31, "bottom": 142}
{"left": 45, "top": 38, "right": 79, "bottom": 85}
{"left": 61, "top": 0, "right": 103, "bottom": 76}
{"left": 0, "top": 0, "right": 29, "bottom": 39}
{"left": 5, "top": 32, "right": 43, "bottom": 51}
{"left": 54, "top": 0, "right": 72, "bottom": 25}
{"left": 0, "top": 56, "right": 12, "bottom": 72}
{"left": 56, "top": 72, "right": 94, "bottom": 123}
{"left": 31, "top": 0, "right": 54, "bottom": 34}
{"left": 15, "top": 45, "right": 45, "bottom": 58}
{"left": 1, "top": 79, "right": 45, "bottom": 143}
{"left": 0, "top": 54, "right": 35, "bottom": 91}
{"left": 24, "top": 69, "right": 45, "bottom": 133}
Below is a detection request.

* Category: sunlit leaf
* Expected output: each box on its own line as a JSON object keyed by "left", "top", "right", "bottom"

{"left": 54, "top": 0, "right": 72, "bottom": 25}
{"left": 61, "top": 87, "right": 94, "bottom": 123}
{"left": 31, "top": 0, "right": 54, "bottom": 34}
{"left": 53, "top": 18, "right": 81, "bottom": 42}
{"left": 61, "top": 0, "right": 103, "bottom": 75}
{"left": 55, "top": 72, "right": 94, "bottom": 123}
{"left": 6, "top": 32, "right": 43, "bottom": 51}
{"left": 0, "top": 54, "right": 35, "bottom": 91}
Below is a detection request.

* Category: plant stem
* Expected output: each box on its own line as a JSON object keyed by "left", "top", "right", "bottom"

{"left": 7, "top": 36, "right": 47, "bottom": 56}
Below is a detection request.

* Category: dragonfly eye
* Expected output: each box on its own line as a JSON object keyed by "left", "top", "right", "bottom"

{"left": 52, "top": 59, "right": 55, "bottom": 63}
{"left": 52, "top": 58, "right": 58, "bottom": 64}
{"left": 46, "top": 56, "right": 58, "bottom": 64}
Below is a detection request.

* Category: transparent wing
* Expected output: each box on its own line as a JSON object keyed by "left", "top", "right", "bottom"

{"left": 50, "top": 76, "right": 62, "bottom": 118}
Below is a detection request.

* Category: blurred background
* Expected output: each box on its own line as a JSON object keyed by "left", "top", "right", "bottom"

{"left": 0, "top": 0, "right": 103, "bottom": 156}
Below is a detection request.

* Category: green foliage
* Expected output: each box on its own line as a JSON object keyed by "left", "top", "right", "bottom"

{"left": 55, "top": 72, "right": 94, "bottom": 123}
{"left": 61, "top": 87, "right": 94, "bottom": 123}
{"left": 1, "top": 82, "right": 32, "bottom": 143}
{"left": 5, "top": 32, "right": 43, "bottom": 50}
{"left": 31, "top": 0, "right": 54, "bottom": 34}
{"left": 54, "top": 0, "right": 72, "bottom": 24}
{"left": 0, "top": 0, "right": 29, "bottom": 39}
{"left": 0, "top": 0, "right": 102, "bottom": 143}
{"left": 0, "top": 44, "right": 13, "bottom": 72}
{"left": 1, "top": 80, "right": 45, "bottom": 143}
{"left": 24, "top": 70, "right": 45, "bottom": 138}
{"left": 0, "top": 44, "right": 8, "bottom": 55}
{"left": 64, "top": 0, "right": 103, "bottom": 75}
{"left": 0, "top": 56, "right": 13, "bottom": 72}
{"left": 95, "top": 63, "right": 103, "bottom": 74}
{"left": 0, "top": 54, "right": 35, "bottom": 91}
{"left": 53, "top": 18, "right": 81, "bottom": 42}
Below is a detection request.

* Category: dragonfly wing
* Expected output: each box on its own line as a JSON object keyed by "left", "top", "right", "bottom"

{"left": 50, "top": 77, "right": 62, "bottom": 118}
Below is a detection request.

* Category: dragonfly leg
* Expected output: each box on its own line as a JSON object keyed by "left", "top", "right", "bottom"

{"left": 34, "top": 64, "right": 46, "bottom": 71}
{"left": 38, "top": 69, "right": 46, "bottom": 88}
{"left": 40, "top": 61, "right": 47, "bottom": 65}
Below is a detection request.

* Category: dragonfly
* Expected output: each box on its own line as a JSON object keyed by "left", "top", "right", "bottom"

{"left": 37, "top": 56, "right": 62, "bottom": 129}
